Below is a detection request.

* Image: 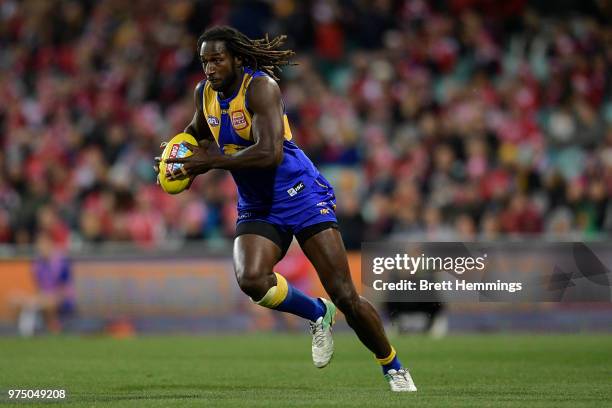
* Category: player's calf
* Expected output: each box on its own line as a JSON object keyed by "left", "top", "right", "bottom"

{"left": 251, "top": 273, "right": 336, "bottom": 368}
{"left": 328, "top": 291, "right": 418, "bottom": 391}
{"left": 253, "top": 273, "right": 326, "bottom": 323}
{"left": 328, "top": 291, "right": 359, "bottom": 317}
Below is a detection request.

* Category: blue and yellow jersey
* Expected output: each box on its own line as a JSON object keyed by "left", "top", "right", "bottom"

{"left": 200, "top": 67, "right": 320, "bottom": 211}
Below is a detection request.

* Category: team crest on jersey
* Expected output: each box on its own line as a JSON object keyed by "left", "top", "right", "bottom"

{"left": 207, "top": 115, "right": 220, "bottom": 127}
{"left": 231, "top": 110, "right": 248, "bottom": 130}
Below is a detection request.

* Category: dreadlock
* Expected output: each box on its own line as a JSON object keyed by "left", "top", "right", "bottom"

{"left": 197, "top": 26, "right": 295, "bottom": 81}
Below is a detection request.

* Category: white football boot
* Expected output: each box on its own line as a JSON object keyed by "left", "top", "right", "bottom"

{"left": 385, "top": 368, "right": 418, "bottom": 392}
{"left": 310, "top": 298, "right": 336, "bottom": 368}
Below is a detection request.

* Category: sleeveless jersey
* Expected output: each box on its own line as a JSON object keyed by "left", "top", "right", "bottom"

{"left": 200, "top": 67, "right": 320, "bottom": 211}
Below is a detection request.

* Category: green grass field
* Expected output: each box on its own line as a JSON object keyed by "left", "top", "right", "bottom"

{"left": 0, "top": 333, "right": 610, "bottom": 407}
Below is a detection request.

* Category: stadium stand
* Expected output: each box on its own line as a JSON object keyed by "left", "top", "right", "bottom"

{"left": 0, "top": 0, "right": 610, "bottom": 249}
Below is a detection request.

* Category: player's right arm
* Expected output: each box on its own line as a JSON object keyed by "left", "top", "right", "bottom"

{"left": 154, "top": 81, "right": 213, "bottom": 182}
{"left": 185, "top": 80, "right": 214, "bottom": 149}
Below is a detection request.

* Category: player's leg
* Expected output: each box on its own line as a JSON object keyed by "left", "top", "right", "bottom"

{"left": 298, "top": 226, "right": 417, "bottom": 391}
{"left": 298, "top": 226, "right": 388, "bottom": 355}
{"left": 233, "top": 222, "right": 326, "bottom": 323}
{"left": 232, "top": 233, "right": 279, "bottom": 301}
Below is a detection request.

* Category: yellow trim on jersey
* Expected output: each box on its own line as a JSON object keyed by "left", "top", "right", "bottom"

{"left": 377, "top": 346, "right": 397, "bottom": 365}
{"left": 255, "top": 272, "right": 289, "bottom": 308}
{"left": 201, "top": 70, "right": 293, "bottom": 151}
{"left": 222, "top": 144, "right": 247, "bottom": 155}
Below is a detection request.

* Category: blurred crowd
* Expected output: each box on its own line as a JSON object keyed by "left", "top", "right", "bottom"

{"left": 1, "top": 0, "right": 611, "bottom": 249}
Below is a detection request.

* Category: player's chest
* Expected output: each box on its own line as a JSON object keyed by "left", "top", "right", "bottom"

{"left": 205, "top": 103, "right": 254, "bottom": 154}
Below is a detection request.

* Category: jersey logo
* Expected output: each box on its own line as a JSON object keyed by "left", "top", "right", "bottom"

{"left": 207, "top": 115, "right": 220, "bottom": 127}
{"left": 287, "top": 181, "right": 305, "bottom": 197}
{"left": 231, "top": 110, "right": 248, "bottom": 130}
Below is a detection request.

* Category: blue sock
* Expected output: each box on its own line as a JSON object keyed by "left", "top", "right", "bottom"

{"left": 275, "top": 283, "right": 325, "bottom": 322}
{"left": 381, "top": 355, "right": 402, "bottom": 374}
{"left": 377, "top": 347, "right": 402, "bottom": 374}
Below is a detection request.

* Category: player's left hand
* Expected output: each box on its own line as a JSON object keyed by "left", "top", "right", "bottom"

{"left": 153, "top": 142, "right": 168, "bottom": 185}
{"left": 164, "top": 142, "right": 212, "bottom": 181}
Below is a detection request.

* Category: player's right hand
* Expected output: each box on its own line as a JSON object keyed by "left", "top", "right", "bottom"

{"left": 164, "top": 141, "right": 212, "bottom": 182}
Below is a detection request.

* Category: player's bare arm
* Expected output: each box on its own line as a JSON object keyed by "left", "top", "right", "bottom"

{"left": 185, "top": 81, "right": 214, "bottom": 149}
{"left": 165, "top": 76, "right": 284, "bottom": 179}
{"left": 154, "top": 81, "right": 213, "bottom": 176}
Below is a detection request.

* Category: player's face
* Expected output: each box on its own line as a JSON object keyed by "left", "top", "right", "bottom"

{"left": 200, "top": 40, "right": 240, "bottom": 92}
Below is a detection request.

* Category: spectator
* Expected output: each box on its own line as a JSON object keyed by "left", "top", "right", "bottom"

{"left": 9, "top": 232, "right": 75, "bottom": 336}
{"left": 0, "top": 0, "right": 610, "bottom": 247}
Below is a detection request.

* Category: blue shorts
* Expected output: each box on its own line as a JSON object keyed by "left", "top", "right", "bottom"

{"left": 235, "top": 174, "right": 338, "bottom": 256}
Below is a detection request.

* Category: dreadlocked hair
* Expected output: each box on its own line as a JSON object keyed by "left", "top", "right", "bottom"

{"left": 197, "top": 26, "right": 296, "bottom": 81}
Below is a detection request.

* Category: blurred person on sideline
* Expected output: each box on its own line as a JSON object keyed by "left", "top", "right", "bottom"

{"left": 10, "top": 232, "right": 75, "bottom": 336}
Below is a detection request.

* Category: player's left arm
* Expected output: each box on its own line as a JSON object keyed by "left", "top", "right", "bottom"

{"left": 165, "top": 77, "right": 284, "bottom": 178}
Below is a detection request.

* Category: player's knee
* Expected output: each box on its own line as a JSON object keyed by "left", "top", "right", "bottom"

{"left": 236, "top": 269, "right": 272, "bottom": 301}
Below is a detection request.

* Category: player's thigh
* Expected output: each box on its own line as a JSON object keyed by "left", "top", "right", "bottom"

{"left": 299, "top": 227, "right": 358, "bottom": 299}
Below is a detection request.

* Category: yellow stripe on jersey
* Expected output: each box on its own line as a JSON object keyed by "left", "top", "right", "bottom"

{"left": 202, "top": 70, "right": 293, "bottom": 150}
{"left": 222, "top": 144, "right": 247, "bottom": 155}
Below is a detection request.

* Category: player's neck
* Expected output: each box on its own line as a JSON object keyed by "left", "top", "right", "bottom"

{"left": 218, "top": 68, "right": 244, "bottom": 100}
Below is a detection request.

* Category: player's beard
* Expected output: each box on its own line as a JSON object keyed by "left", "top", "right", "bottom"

{"left": 210, "top": 71, "right": 238, "bottom": 93}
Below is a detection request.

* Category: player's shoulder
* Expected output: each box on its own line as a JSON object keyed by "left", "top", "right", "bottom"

{"left": 246, "top": 74, "right": 281, "bottom": 110}
{"left": 248, "top": 74, "right": 278, "bottom": 90}
{"left": 195, "top": 79, "right": 207, "bottom": 96}
{"left": 245, "top": 67, "right": 277, "bottom": 89}
{"left": 194, "top": 79, "right": 208, "bottom": 109}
